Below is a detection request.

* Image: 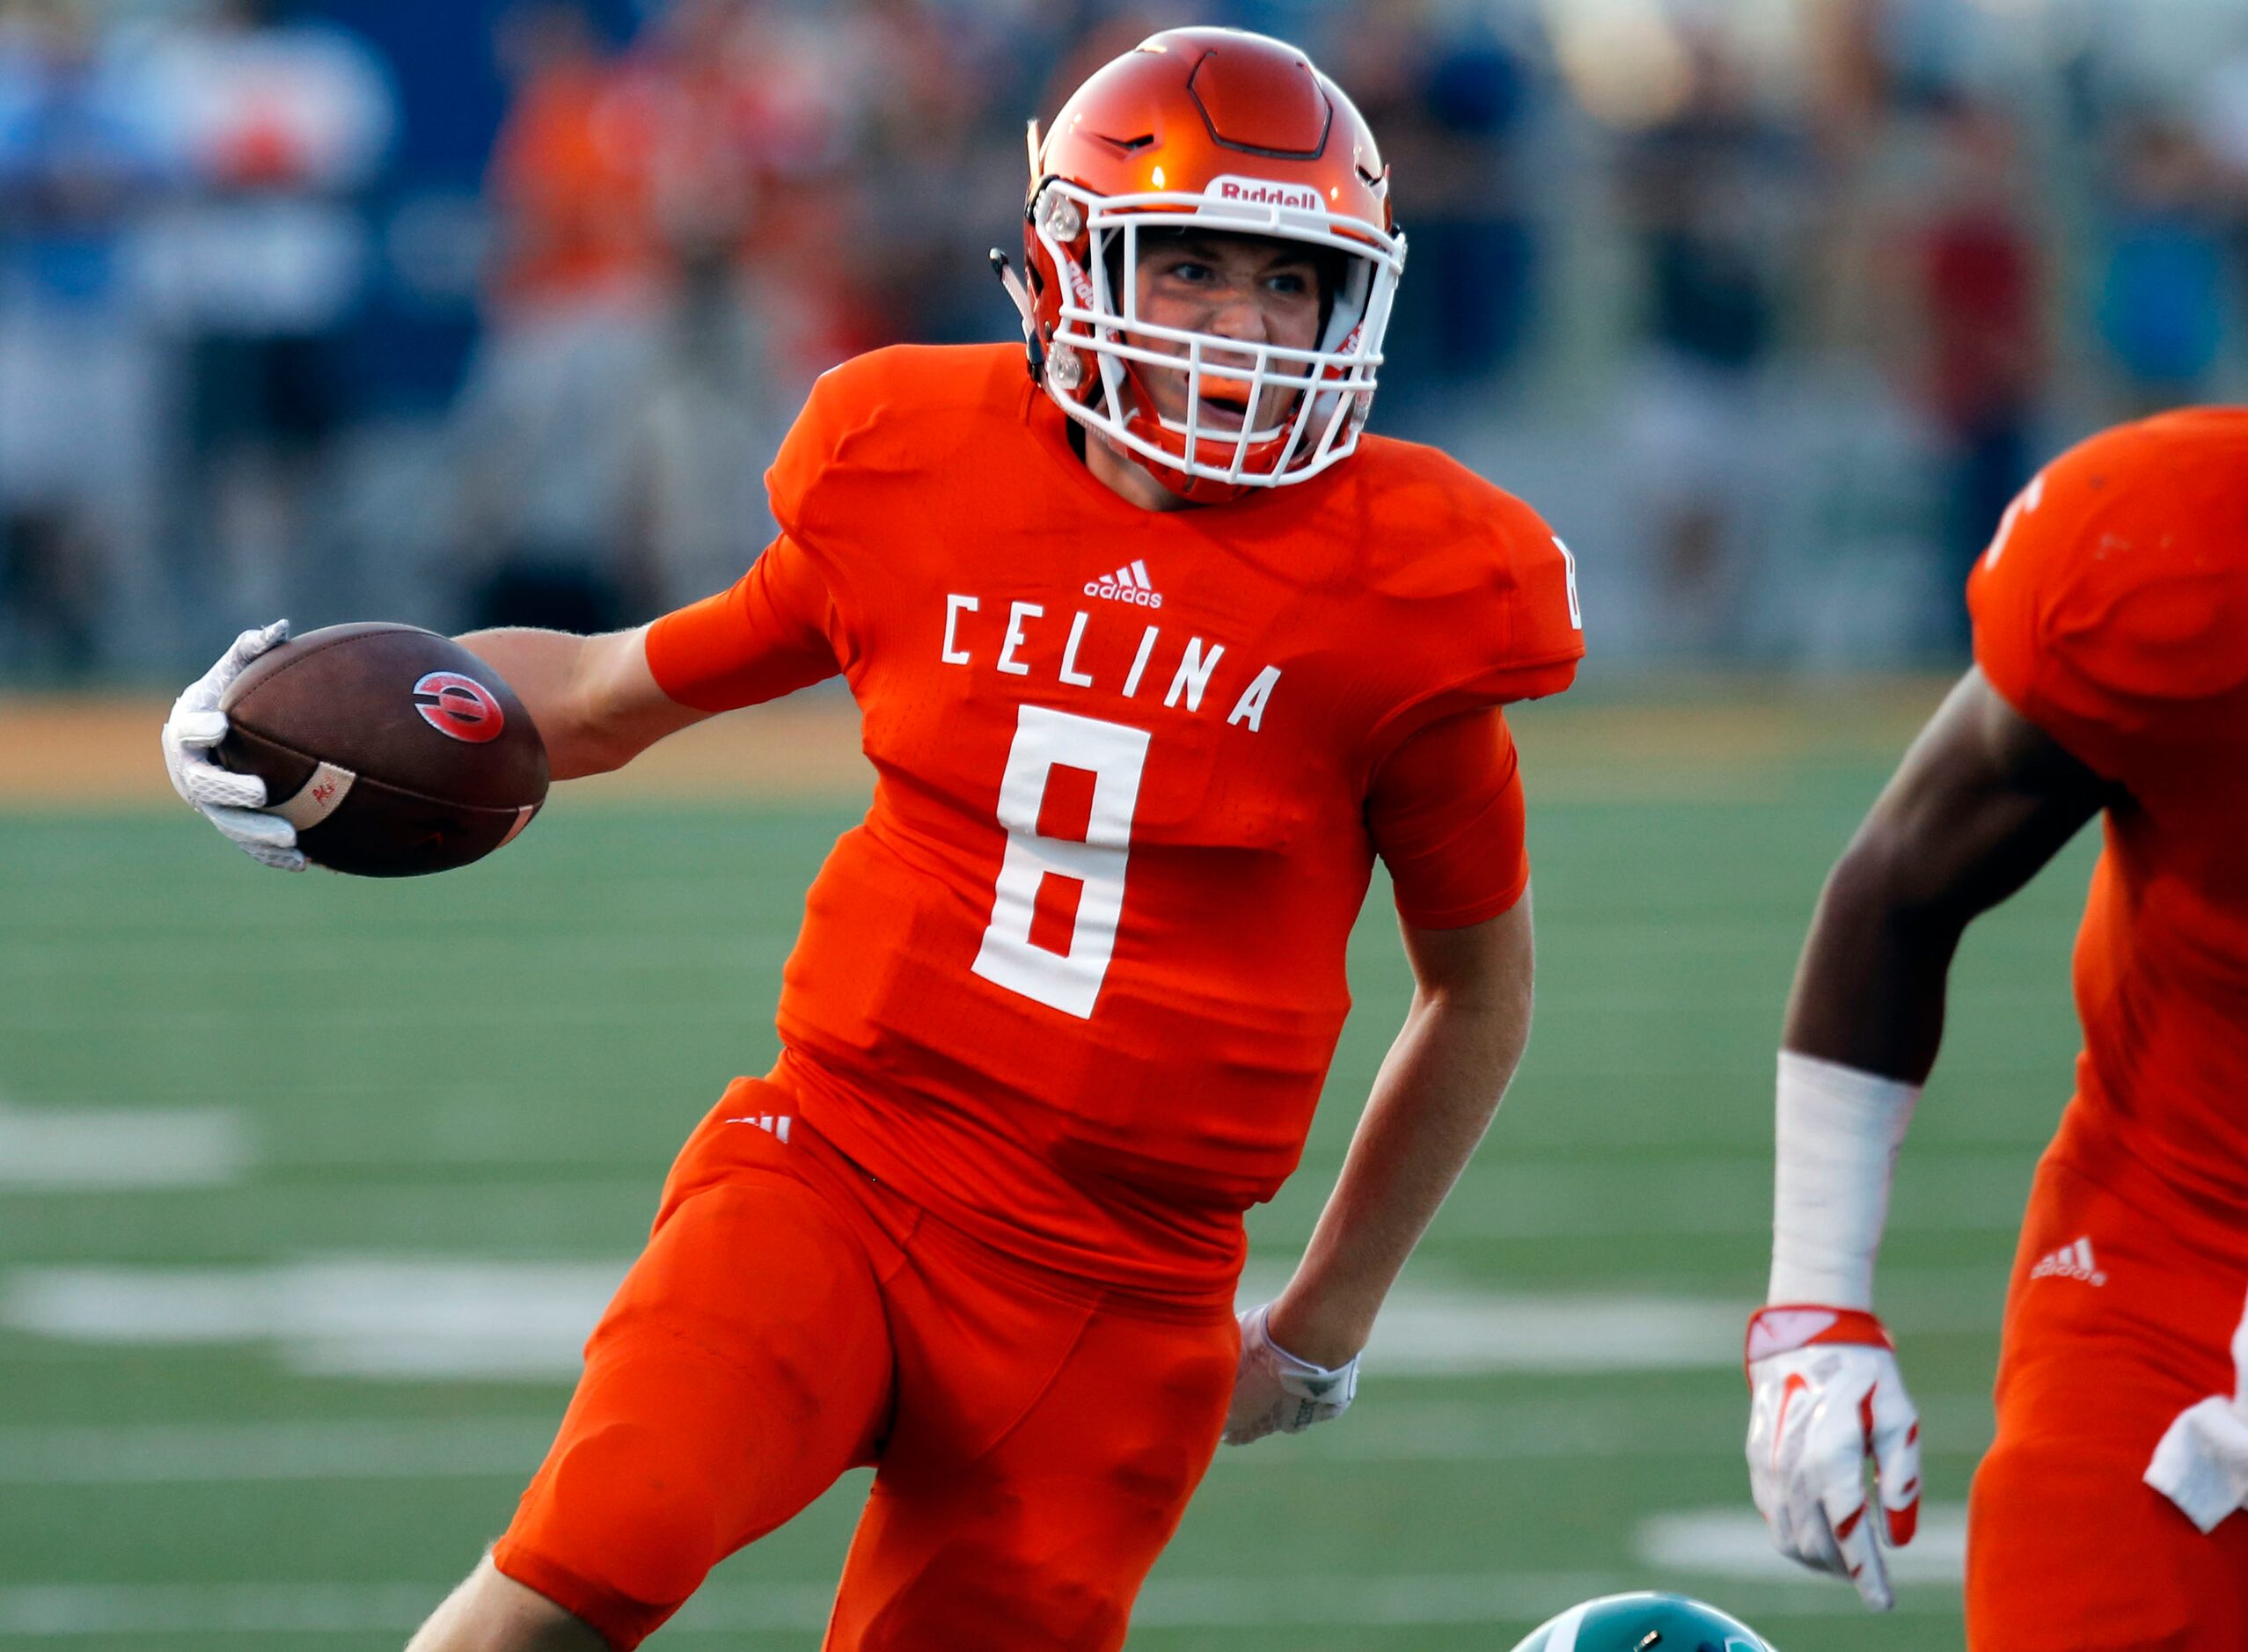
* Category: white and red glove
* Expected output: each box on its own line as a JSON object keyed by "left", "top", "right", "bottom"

{"left": 1745, "top": 1305, "right": 1922, "bottom": 1610}
{"left": 1221, "top": 1303, "right": 1358, "bottom": 1446}
{"left": 1749, "top": 1050, "right": 1922, "bottom": 1607}
{"left": 160, "top": 621, "right": 304, "bottom": 871}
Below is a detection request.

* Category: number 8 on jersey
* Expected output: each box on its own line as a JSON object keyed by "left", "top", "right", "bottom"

{"left": 973, "top": 705, "right": 1152, "bottom": 1019}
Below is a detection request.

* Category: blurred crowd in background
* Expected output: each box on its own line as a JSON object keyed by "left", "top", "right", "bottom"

{"left": 4, "top": 0, "right": 2248, "bottom": 681}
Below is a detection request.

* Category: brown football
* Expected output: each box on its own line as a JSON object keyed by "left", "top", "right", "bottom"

{"left": 216, "top": 623, "right": 549, "bottom": 877}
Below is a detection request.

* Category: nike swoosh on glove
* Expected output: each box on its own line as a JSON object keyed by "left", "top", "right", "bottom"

{"left": 160, "top": 620, "right": 304, "bottom": 871}
{"left": 1221, "top": 1303, "right": 1359, "bottom": 1447}
{"left": 1745, "top": 1304, "right": 1922, "bottom": 1611}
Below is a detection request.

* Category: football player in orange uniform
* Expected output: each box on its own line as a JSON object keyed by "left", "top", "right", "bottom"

{"left": 1741, "top": 409, "right": 2248, "bottom": 1646}
{"left": 160, "top": 29, "right": 1585, "bottom": 1651}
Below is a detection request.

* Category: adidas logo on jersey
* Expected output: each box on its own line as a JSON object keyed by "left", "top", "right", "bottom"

{"left": 2030, "top": 1236, "right": 2105, "bottom": 1285}
{"left": 723, "top": 1112, "right": 793, "bottom": 1144}
{"left": 1086, "top": 559, "right": 1163, "bottom": 609}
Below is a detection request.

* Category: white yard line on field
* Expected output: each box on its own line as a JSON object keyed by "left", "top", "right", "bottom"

{"left": 2, "top": 1258, "right": 626, "bottom": 1379}
{"left": 1638, "top": 1504, "right": 1967, "bottom": 1589}
{"left": 0, "top": 1101, "right": 248, "bottom": 1190}
{"left": 5, "top": 1259, "right": 1760, "bottom": 1379}
{"left": 1362, "top": 1287, "right": 1746, "bottom": 1372}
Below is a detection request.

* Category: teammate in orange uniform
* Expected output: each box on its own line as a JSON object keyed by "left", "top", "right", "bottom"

{"left": 1741, "top": 408, "right": 2248, "bottom": 1645}
{"left": 157, "top": 28, "right": 1584, "bottom": 1652}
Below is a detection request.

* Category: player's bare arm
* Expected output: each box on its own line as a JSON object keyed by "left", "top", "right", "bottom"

{"left": 1284, "top": 898, "right": 1537, "bottom": 1356}
{"left": 1747, "top": 666, "right": 2114, "bottom": 1608}
{"left": 1226, "top": 895, "right": 1536, "bottom": 1444}
{"left": 1783, "top": 666, "right": 2116, "bottom": 1081}
{"left": 406, "top": 1556, "right": 603, "bottom": 1652}
{"left": 453, "top": 625, "right": 710, "bottom": 780}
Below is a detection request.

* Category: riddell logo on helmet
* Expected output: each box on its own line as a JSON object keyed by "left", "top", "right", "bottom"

{"left": 413, "top": 672, "right": 505, "bottom": 743}
{"left": 1207, "top": 175, "right": 1323, "bottom": 214}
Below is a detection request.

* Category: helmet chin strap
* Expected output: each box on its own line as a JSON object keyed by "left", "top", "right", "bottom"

{"left": 988, "top": 249, "right": 1045, "bottom": 382}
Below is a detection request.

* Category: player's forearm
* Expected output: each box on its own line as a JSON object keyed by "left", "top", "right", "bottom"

{"left": 457, "top": 627, "right": 634, "bottom": 779}
{"left": 1270, "top": 952, "right": 1533, "bottom": 1367}
{"left": 458, "top": 625, "right": 699, "bottom": 780}
{"left": 1767, "top": 841, "right": 1967, "bottom": 1308}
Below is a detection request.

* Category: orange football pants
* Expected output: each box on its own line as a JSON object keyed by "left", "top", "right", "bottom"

{"left": 492, "top": 1072, "right": 1239, "bottom": 1650}
{"left": 1968, "top": 1135, "right": 2248, "bottom": 1650}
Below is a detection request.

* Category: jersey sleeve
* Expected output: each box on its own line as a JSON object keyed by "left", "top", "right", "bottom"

{"left": 762, "top": 353, "right": 900, "bottom": 604}
{"left": 766, "top": 364, "right": 856, "bottom": 549}
{"left": 1367, "top": 707, "right": 1529, "bottom": 929}
{"left": 643, "top": 530, "right": 848, "bottom": 713}
{"left": 1361, "top": 492, "right": 1584, "bottom": 778}
{"left": 1967, "top": 418, "right": 2248, "bottom": 782}
{"left": 646, "top": 350, "right": 921, "bottom": 712}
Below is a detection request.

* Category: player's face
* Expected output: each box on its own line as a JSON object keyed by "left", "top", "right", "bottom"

{"left": 1129, "top": 232, "right": 1327, "bottom": 435}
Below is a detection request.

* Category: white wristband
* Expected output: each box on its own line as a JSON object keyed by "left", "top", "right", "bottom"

{"left": 1768, "top": 1049, "right": 1920, "bottom": 1310}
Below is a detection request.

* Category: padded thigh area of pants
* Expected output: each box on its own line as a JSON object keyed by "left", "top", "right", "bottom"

{"left": 497, "top": 1172, "right": 894, "bottom": 1647}
{"left": 827, "top": 1297, "right": 1236, "bottom": 1652}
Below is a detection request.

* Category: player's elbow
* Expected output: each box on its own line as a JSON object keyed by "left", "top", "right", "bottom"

{"left": 1821, "top": 816, "right": 1978, "bottom": 944}
{"left": 1404, "top": 895, "right": 1534, "bottom": 1012}
{"left": 1416, "top": 953, "right": 1534, "bottom": 1027}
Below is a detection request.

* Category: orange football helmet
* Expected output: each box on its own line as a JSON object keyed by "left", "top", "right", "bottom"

{"left": 1003, "top": 28, "right": 1404, "bottom": 502}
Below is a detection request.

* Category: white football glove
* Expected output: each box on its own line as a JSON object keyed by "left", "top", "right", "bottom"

{"left": 1745, "top": 1305, "right": 1922, "bottom": 1611}
{"left": 1221, "top": 1303, "right": 1359, "bottom": 1447}
{"left": 160, "top": 620, "right": 304, "bottom": 872}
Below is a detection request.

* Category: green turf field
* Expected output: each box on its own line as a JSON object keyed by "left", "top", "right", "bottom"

{"left": 0, "top": 706, "right": 2094, "bottom": 1649}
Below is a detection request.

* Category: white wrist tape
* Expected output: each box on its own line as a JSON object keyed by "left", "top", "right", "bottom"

{"left": 1768, "top": 1049, "right": 1920, "bottom": 1311}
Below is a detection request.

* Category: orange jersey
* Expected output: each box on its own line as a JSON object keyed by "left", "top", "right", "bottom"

{"left": 1967, "top": 408, "right": 2248, "bottom": 1211}
{"left": 647, "top": 343, "right": 1582, "bottom": 1296}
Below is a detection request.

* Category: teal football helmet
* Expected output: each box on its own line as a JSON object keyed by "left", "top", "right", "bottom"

{"left": 1508, "top": 1592, "right": 1776, "bottom": 1650}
